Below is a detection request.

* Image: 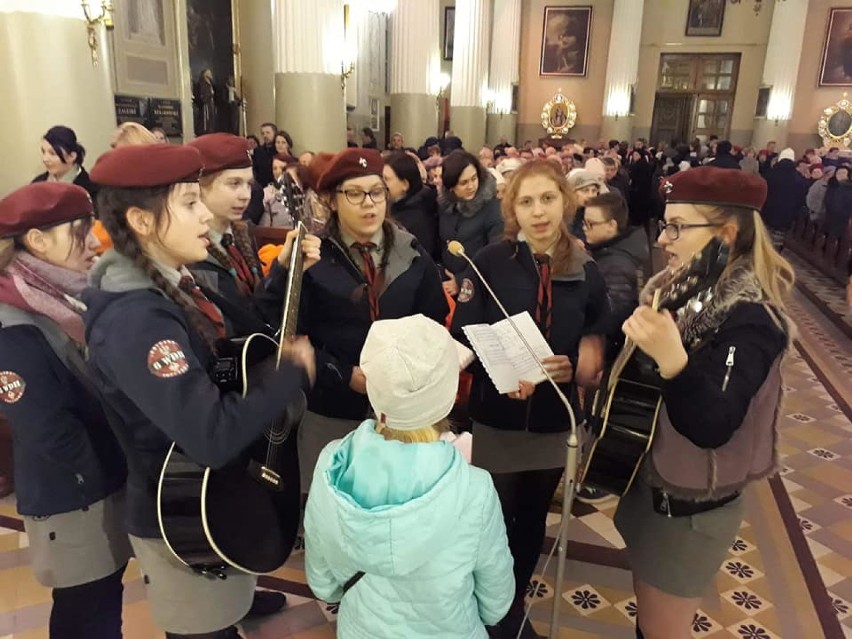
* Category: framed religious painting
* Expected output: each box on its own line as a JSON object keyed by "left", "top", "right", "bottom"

{"left": 685, "top": 0, "right": 725, "bottom": 37}
{"left": 443, "top": 7, "right": 455, "bottom": 61}
{"left": 540, "top": 6, "right": 592, "bottom": 77}
{"left": 818, "top": 8, "right": 852, "bottom": 87}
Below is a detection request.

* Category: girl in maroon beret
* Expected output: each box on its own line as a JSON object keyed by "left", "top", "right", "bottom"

{"left": 612, "top": 166, "right": 794, "bottom": 638}
{"left": 0, "top": 182, "right": 130, "bottom": 638}
{"left": 188, "top": 133, "right": 321, "bottom": 338}
{"left": 83, "top": 144, "right": 316, "bottom": 639}
{"left": 295, "top": 147, "right": 449, "bottom": 491}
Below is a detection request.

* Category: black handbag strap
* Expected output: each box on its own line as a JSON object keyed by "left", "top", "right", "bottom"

{"left": 342, "top": 571, "right": 365, "bottom": 596}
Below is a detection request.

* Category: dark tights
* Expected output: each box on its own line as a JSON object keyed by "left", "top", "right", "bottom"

{"left": 490, "top": 468, "right": 563, "bottom": 605}
{"left": 49, "top": 564, "right": 126, "bottom": 639}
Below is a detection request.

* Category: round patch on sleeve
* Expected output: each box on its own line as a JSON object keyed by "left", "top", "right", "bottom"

{"left": 147, "top": 340, "right": 190, "bottom": 378}
{"left": 0, "top": 372, "right": 25, "bottom": 403}
{"left": 458, "top": 278, "right": 475, "bottom": 303}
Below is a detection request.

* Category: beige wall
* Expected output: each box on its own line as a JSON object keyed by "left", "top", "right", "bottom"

{"left": 788, "top": 0, "right": 847, "bottom": 153}
{"left": 0, "top": 12, "right": 114, "bottom": 197}
{"left": 634, "top": 0, "right": 772, "bottom": 146}
{"left": 517, "top": 0, "right": 613, "bottom": 145}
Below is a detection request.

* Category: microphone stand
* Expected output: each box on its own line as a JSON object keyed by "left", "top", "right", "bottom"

{"left": 450, "top": 245, "right": 579, "bottom": 639}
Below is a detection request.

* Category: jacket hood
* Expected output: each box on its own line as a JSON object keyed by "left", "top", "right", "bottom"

{"left": 88, "top": 249, "right": 156, "bottom": 293}
{"left": 438, "top": 172, "right": 498, "bottom": 218}
{"left": 82, "top": 249, "right": 162, "bottom": 340}
{"left": 589, "top": 226, "right": 649, "bottom": 267}
{"left": 318, "top": 421, "right": 469, "bottom": 577}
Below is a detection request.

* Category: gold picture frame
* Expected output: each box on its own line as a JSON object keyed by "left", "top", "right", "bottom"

{"left": 818, "top": 94, "right": 852, "bottom": 148}
{"left": 540, "top": 91, "right": 577, "bottom": 138}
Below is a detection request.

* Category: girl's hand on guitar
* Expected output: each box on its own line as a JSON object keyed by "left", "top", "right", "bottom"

{"left": 277, "top": 230, "right": 322, "bottom": 270}
{"left": 280, "top": 337, "right": 316, "bottom": 386}
{"left": 349, "top": 366, "right": 368, "bottom": 395}
{"left": 507, "top": 380, "right": 535, "bottom": 400}
{"left": 622, "top": 306, "right": 688, "bottom": 380}
{"left": 542, "top": 355, "right": 573, "bottom": 383}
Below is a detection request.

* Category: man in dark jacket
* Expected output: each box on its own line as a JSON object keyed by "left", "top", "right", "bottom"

{"left": 576, "top": 192, "right": 650, "bottom": 505}
{"left": 252, "top": 122, "right": 277, "bottom": 187}
{"left": 582, "top": 193, "right": 650, "bottom": 364}
{"left": 762, "top": 148, "right": 809, "bottom": 250}
{"left": 707, "top": 140, "right": 740, "bottom": 169}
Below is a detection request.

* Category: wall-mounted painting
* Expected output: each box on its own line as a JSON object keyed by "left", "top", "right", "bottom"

{"left": 754, "top": 87, "right": 771, "bottom": 118}
{"left": 540, "top": 6, "right": 591, "bottom": 77}
{"left": 818, "top": 8, "right": 852, "bottom": 87}
{"left": 685, "top": 0, "right": 725, "bottom": 37}
{"left": 443, "top": 7, "right": 455, "bottom": 61}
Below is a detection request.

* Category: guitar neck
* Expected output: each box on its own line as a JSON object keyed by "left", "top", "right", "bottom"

{"left": 278, "top": 224, "right": 306, "bottom": 345}
{"left": 608, "top": 289, "right": 662, "bottom": 387}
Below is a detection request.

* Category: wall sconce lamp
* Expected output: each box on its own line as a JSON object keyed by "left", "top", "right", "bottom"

{"left": 341, "top": 61, "right": 355, "bottom": 91}
{"left": 81, "top": 1, "right": 114, "bottom": 67}
{"left": 434, "top": 73, "right": 451, "bottom": 110}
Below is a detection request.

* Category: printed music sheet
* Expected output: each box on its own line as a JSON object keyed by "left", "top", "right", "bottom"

{"left": 462, "top": 312, "right": 554, "bottom": 394}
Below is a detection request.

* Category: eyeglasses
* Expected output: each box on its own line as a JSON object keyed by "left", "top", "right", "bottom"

{"left": 657, "top": 220, "right": 723, "bottom": 241}
{"left": 583, "top": 219, "right": 610, "bottom": 230}
{"left": 336, "top": 187, "right": 388, "bottom": 206}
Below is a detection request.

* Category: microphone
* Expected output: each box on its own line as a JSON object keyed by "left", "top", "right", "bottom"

{"left": 448, "top": 239, "right": 579, "bottom": 639}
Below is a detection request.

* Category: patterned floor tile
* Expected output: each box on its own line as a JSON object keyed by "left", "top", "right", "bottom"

{"left": 562, "top": 585, "right": 611, "bottom": 617}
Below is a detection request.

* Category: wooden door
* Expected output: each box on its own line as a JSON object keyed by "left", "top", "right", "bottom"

{"left": 650, "top": 93, "right": 694, "bottom": 146}
{"left": 692, "top": 94, "right": 732, "bottom": 141}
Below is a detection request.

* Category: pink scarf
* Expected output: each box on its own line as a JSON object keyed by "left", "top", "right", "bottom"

{"left": 0, "top": 251, "right": 88, "bottom": 344}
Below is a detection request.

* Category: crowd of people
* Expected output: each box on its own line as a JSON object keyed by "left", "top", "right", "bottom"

{"left": 0, "top": 115, "right": 841, "bottom": 639}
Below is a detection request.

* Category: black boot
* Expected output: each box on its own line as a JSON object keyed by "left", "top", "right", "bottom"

{"left": 636, "top": 623, "right": 645, "bottom": 638}
{"left": 243, "top": 589, "right": 287, "bottom": 619}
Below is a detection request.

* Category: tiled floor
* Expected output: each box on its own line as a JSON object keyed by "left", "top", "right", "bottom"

{"left": 0, "top": 260, "right": 849, "bottom": 638}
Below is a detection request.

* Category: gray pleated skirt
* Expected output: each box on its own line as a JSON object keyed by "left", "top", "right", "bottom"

{"left": 297, "top": 410, "right": 361, "bottom": 490}
{"left": 23, "top": 489, "right": 132, "bottom": 589}
{"left": 613, "top": 477, "right": 744, "bottom": 598}
{"left": 129, "top": 535, "right": 256, "bottom": 634}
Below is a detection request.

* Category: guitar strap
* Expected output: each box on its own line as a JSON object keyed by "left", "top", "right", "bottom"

{"left": 342, "top": 570, "right": 365, "bottom": 596}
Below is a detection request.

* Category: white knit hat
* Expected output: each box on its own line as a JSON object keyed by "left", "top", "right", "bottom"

{"left": 778, "top": 147, "right": 796, "bottom": 161}
{"left": 360, "top": 314, "right": 459, "bottom": 431}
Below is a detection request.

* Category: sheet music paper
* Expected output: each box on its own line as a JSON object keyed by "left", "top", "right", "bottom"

{"left": 462, "top": 312, "right": 554, "bottom": 394}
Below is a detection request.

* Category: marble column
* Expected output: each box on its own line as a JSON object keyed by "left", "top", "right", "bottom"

{"left": 0, "top": 1, "right": 114, "bottom": 196}
{"left": 752, "top": 0, "right": 810, "bottom": 149}
{"left": 599, "top": 0, "right": 644, "bottom": 143}
{"left": 486, "top": 0, "right": 520, "bottom": 146}
{"left": 450, "top": 0, "right": 491, "bottom": 150}
{"left": 272, "top": 0, "right": 346, "bottom": 153}
{"left": 389, "top": 0, "right": 440, "bottom": 149}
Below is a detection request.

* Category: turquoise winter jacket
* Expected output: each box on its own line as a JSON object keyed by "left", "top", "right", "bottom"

{"left": 304, "top": 421, "right": 514, "bottom": 639}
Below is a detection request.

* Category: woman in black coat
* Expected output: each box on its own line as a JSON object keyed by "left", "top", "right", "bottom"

{"left": 383, "top": 151, "right": 439, "bottom": 260}
{"left": 824, "top": 165, "right": 852, "bottom": 239}
{"left": 31, "top": 125, "right": 98, "bottom": 201}
{"left": 627, "top": 149, "right": 654, "bottom": 227}
{"left": 438, "top": 150, "right": 504, "bottom": 296}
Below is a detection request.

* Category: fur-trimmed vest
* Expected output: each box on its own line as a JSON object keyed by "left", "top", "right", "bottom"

{"left": 643, "top": 259, "right": 792, "bottom": 501}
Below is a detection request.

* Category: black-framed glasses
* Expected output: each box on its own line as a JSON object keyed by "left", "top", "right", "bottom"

{"left": 657, "top": 220, "right": 723, "bottom": 241}
{"left": 583, "top": 219, "right": 610, "bottom": 230}
{"left": 336, "top": 187, "right": 387, "bottom": 206}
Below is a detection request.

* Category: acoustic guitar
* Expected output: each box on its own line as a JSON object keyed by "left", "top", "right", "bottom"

{"left": 580, "top": 238, "right": 729, "bottom": 497}
{"left": 156, "top": 218, "right": 308, "bottom": 577}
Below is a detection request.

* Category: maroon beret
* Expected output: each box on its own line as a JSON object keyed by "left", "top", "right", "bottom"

{"left": 0, "top": 183, "right": 93, "bottom": 239}
{"left": 316, "top": 148, "right": 384, "bottom": 192}
{"left": 91, "top": 145, "right": 203, "bottom": 188}
{"left": 273, "top": 153, "right": 299, "bottom": 167}
{"left": 659, "top": 166, "right": 768, "bottom": 211}
{"left": 189, "top": 133, "right": 252, "bottom": 175}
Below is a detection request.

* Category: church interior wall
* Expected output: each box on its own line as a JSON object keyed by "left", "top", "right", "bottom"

{"left": 516, "top": 0, "right": 614, "bottom": 146}
{"left": 787, "top": 0, "right": 850, "bottom": 153}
